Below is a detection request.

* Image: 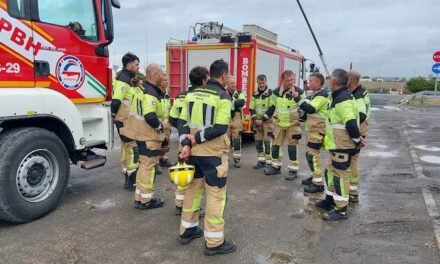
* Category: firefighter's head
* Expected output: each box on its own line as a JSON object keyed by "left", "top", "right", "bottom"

{"left": 189, "top": 66, "right": 209, "bottom": 87}
{"left": 145, "top": 63, "right": 165, "bottom": 87}
{"left": 210, "top": 59, "right": 229, "bottom": 87}
{"left": 227, "top": 76, "right": 237, "bottom": 93}
{"left": 330, "top": 69, "right": 348, "bottom": 91}
{"left": 347, "top": 70, "right": 361, "bottom": 91}
{"left": 281, "top": 70, "right": 295, "bottom": 90}
{"left": 257, "top": 74, "right": 267, "bottom": 90}
{"left": 160, "top": 73, "right": 169, "bottom": 93}
{"left": 308, "top": 72, "right": 325, "bottom": 92}
{"left": 122, "top": 53, "right": 140, "bottom": 73}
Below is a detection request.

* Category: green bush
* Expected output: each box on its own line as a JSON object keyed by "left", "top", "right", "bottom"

{"left": 406, "top": 77, "right": 435, "bottom": 93}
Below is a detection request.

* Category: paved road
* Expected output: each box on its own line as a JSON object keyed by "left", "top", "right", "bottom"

{"left": 1, "top": 94, "right": 439, "bottom": 264}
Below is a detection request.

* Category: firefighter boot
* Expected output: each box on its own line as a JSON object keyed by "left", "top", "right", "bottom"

{"left": 134, "top": 198, "right": 164, "bottom": 210}
{"left": 159, "top": 158, "right": 174, "bottom": 167}
{"left": 234, "top": 159, "right": 241, "bottom": 168}
{"left": 265, "top": 166, "right": 281, "bottom": 175}
{"left": 285, "top": 171, "right": 298, "bottom": 181}
{"left": 315, "top": 195, "right": 335, "bottom": 211}
{"left": 322, "top": 206, "right": 348, "bottom": 221}
{"left": 180, "top": 226, "right": 203, "bottom": 245}
{"left": 349, "top": 195, "right": 359, "bottom": 204}
{"left": 304, "top": 183, "right": 324, "bottom": 193}
{"left": 204, "top": 240, "right": 237, "bottom": 256}
{"left": 302, "top": 176, "right": 313, "bottom": 185}
{"left": 253, "top": 161, "right": 266, "bottom": 169}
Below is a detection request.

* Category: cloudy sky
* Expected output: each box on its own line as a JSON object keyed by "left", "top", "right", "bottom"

{"left": 111, "top": 0, "right": 440, "bottom": 78}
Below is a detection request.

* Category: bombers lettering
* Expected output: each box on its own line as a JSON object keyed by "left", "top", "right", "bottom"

{"left": 241, "top": 57, "right": 249, "bottom": 97}
{"left": 0, "top": 17, "right": 42, "bottom": 56}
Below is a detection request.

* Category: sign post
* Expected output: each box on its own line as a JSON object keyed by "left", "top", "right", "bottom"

{"left": 433, "top": 51, "right": 440, "bottom": 96}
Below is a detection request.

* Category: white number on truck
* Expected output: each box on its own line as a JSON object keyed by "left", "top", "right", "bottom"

{"left": 5, "top": 62, "right": 20, "bottom": 73}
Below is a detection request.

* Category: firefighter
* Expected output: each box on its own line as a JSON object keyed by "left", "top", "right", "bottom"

{"left": 250, "top": 74, "right": 274, "bottom": 169}
{"left": 111, "top": 52, "right": 140, "bottom": 190}
{"left": 227, "top": 77, "right": 246, "bottom": 168}
{"left": 315, "top": 69, "right": 365, "bottom": 221}
{"left": 293, "top": 73, "right": 329, "bottom": 193}
{"left": 158, "top": 74, "right": 173, "bottom": 170}
{"left": 178, "top": 59, "right": 237, "bottom": 256}
{"left": 347, "top": 70, "right": 371, "bottom": 203}
{"left": 264, "top": 70, "right": 305, "bottom": 180}
{"left": 169, "top": 66, "right": 209, "bottom": 216}
{"left": 122, "top": 63, "right": 168, "bottom": 210}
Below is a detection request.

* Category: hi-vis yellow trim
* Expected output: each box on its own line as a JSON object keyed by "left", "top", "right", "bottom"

{"left": 71, "top": 98, "right": 107, "bottom": 104}
{"left": 23, "top": 21, "right": 55, "bottom": 42}
{"left": 0, "top": 0, "right": 6, "bottom": 10}
{"left": 0, "top": 81, "right": 34, "bottom": 87}
{"left": 0, "top": 43, "right": 33, "bottom": 67}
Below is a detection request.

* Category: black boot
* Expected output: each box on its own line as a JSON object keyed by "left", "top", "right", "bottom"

{"left": 304, "top": 183, "right": 324, "bottom": 193}
{"left": 124, "top": 170, "right": 136, "bottom": 191}
{"left": 285, "top": 171, "right": 298, "bottom": 181}
{"left": 204, "top": 240, "right": 237, "bottom": 256}
{"left": 301, "top": 176, "right": 313, "bottom": 185}
{"left": 315, "top": 195, "right": 335, "bottom": 211}
{"left": 175, "top": 206, "right": 182, "bottom": 215}
{"left": 264, "top": 166, "right": 281, "bottom": 175}
{"left": 253, "top": 161, "right": 266, "bottom": 169}
{"left": 180, "top": 226, "right": 203, "bottom": 245}
{"left": 159, "top": 158, "right": 174, "bottom": 167}
{"left": 349, "top": 195, "right": 359, "bottom": 203}
{"left": 322, "top": 206, "right": 348, "bottom": 221}
{"left": 123, "top": 172, "right": 130, "bottom": 189}
{"left": 134, "top": 198, "right": 164, "bottom": 210}
{"left": 234, "top": 159, "right": 241, "bottom": 168}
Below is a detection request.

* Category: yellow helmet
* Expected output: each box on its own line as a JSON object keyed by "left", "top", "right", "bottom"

{"left": 168, "top": 162, "right": 195, "bottom": 187}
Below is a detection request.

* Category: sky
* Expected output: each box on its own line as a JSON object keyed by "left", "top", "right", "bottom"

{"left": 110, "top": 0, "right": 440, "bottom": 78}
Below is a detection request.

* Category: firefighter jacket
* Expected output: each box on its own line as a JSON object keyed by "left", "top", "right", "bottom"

{"left": 122, "top": 81, "right": 166, "bottom": 143}
{"left": 249, "top": 86, "right": 272, "bottom": 120}
{"left": 325, "top": 86, "right": 361, "bottom": 151}
{"left": 266, "top": 86, "right": 305, "bottom": 128}
{"left": 294, "top": 89, "right": 329, "bottom": 132}
{"left": 169, "top": 91, "right": 187, "bottom": 128}
{"left": 178, "top": 79, "right": 232, "bottom": 157}
{"left": 229, "top": 90, "right": 245, "bottom": 118}
{"left": 351, "top": 85, "right": 371, "bottom": 136}
{"left": 161, "top": 92, "right": 171, "bottom": 123}
{"left": 111, "top": 69, "right": 135, "bottom": 122}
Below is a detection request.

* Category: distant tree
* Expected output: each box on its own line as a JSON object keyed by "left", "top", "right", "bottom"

{"left": 406, "top": 77, "right": 435, "bottom": 93}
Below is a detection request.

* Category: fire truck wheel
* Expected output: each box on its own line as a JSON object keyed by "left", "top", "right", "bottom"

{"left": 0, "top": 127, "right": 69, "bottom": 223}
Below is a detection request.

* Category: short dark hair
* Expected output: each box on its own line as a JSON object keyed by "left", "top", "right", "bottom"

{"left": 310, "top": 72, "right": 325, "bottom": 85}
{"left": 209, "top": 59, "right": 229, "bottom": 79}
{"left": 281, "top": 70, "right": 294, "bottom": 80}
{"left": 332, "top": 69, "right": 348, "bottom": 86}
{"left": 257, "top": 74, "right": 267, "bottom": 81}
{"left": 122, "top": 52, "right": 139, "bottom": 68}
{"left": 189, "top": 66, "right": 209, "bottom": 86}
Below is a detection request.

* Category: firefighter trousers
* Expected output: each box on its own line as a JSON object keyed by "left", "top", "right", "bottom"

{"left": 271, "top": 124, "right": 301, "bottom": 172}
{"left": 306, "top": 131, "right": 325, "bottom": 185}
{"left": 135, "top": 140, "right": 160, "bottom": 204}
{"left": 180, "top": 155, "right": 228, "bottom": 248}
{"left": 348, "top": 148, "right": 361, "bottom": 196}
{"left": 254, "top": 120, "right": 274, "bottom": 165}
{"left": 115, "top": 121, "right": 139, "bottom": 174}
{"left": 160, "top": 127, "right": 171, "bottom": 161}
{"left": 324, "top": 151, "right": 353, "bottom": 208}
{"left": 228, "top": 113, "right": 243, "bottom": 160}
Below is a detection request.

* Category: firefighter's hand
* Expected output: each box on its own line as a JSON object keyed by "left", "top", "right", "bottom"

{"left": 186, "top": 134, "right": 197, "bottom": 146}
{"left": 360, "top": 136, "right": 366, "bottom": 148}
{"left": 254, "top": 119, "right": 263, "bottom": 126}
{"left": 179, "top": 145, "right": 191, "bottom": 161}
{"left": 292, "top": 90, "right": 299, "bottom": 98}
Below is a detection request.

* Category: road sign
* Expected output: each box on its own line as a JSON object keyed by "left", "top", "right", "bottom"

{"left": 433, "top": 63, "right": 440, "bottom": 74}
{"left": 434, "top": 51, "right": 440, "bottom": 62}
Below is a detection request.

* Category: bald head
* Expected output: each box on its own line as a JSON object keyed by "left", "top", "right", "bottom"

{"left": 348, "top": 70, "right": 361, "bottom": 90}
{"left": 145, "top": 63, "right": 164, "bottom": 87}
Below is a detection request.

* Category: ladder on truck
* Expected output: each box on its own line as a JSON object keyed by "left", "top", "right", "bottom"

{"left": 167, "top": 39, "right": 185, "bottom": 97}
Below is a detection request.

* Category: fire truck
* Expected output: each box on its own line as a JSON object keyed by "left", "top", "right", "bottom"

{"left": 0, "top": 0, "right": 120, "bottom": 222}
{"left": 166, "top": 22, "right": 305, "bottom": 133}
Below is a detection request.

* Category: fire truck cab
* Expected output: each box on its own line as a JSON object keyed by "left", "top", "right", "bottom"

{"left": 0, "top": 0, "right": 120, "bottom": 222}
{"left": 166, "top": 22, "right": 305, "bottom": 133}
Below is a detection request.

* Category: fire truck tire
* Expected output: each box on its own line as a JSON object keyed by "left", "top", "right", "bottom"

{"left": 0, "top": 127, "right": 70, "bottom": 223}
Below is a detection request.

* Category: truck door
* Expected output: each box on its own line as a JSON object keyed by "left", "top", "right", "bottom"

{"left": 0, "top": 0, "right": 35, "bottom": 88}
{"left": 30, "top": 0, "right": 107, "bottom": 102}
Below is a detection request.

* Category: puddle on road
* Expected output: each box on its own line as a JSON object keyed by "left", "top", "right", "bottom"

{"left": 370, "top": 107, "right": 381, "bottom": 111}
{"left": 415, "top": 145, "right": 440, "bottom": 152}
{"left": 372, "top": 144, "right": 388, "bottom": 149}
{"left": 410, "top": 130, "right": 425, "bottom": 134}
{"left": 84, "top": 199, "right": 116, "bottom": 210}
{"left": 420, "top": 155, "right": 440, "bottom": 164}
{"left": 364, "top": 151, "right": 397, "bottom": 158}
{"left": 383, "top": 105, "right": 401, "bottom": 111}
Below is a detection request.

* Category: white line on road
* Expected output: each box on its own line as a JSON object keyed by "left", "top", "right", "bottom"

{"left": 403, "top": 123, "right": 440, "bottom": 249}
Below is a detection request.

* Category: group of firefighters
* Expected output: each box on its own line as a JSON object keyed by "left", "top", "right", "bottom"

{"left": 111, "top": 52, "right": 370, "bottom": 256}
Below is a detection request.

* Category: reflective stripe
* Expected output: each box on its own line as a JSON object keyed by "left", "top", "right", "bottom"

{"left": 179, "top": 134, "right": 187, "bottom": 143}
{"left": 324, "top": 189, "right": 333, "bottom": 196}
{"left": 205, "top": 105, "right": 213, "bottom": 127}
{"left": 175, "top": 194, "right": 185, "bottom": 201}
{"left": 200, "top": 129, "right": 207, "bottom": 143}
{"left": 312, "top": 177, "right": 323, "bottom": 183}
{"left": 349, "top": 185, "right": 358, "bottom": 191}
{"left": 181, "top": 220, "right": 199, "bottom": 228}
{"left": 135, "top": 189, "right": 141, "bottom": 195}
{"left": 257, "top": 157, "right": 266, "bottom": 161}
{"left": 352, "top": 137, "right": 361, "bottom": 143}
{"left": 188, "top": 123, "right": 207, "bottom": 130}
{"left": 328, "top": 123, "right": 346, "bottom": 130}
{"left": 141, "top": 193, "right": 153, "bottom": 199}
{"left": 333, "top": 193, "right": 349, "bottom": 202}
{"left": 288, "top": 165, "right": 299, "bottom": 171}
{"left": 204, "top": 230, "right": 224, "bottom": 238}
{"left": 122, "top": 99, "right": 131, "bottom": 105}
{"left": 272, "top": 161, "right": 281, "bottom": 168}
{"left": 264, "top": 114, "right": 269, "bottom": 120}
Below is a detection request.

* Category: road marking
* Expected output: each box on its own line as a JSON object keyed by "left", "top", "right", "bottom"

{"left": 403, "top": 123, "right": 440, "bottom": 249}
